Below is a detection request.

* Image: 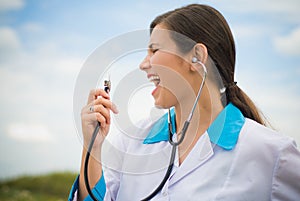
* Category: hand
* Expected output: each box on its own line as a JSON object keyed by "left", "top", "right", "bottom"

{"left": 81, "top": 88, "right": 119, "bottom": 149}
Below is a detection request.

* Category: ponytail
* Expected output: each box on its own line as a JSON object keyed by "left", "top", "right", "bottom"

{"left": 150, "top": 4, "right": 267, "bottom": 126}
{"left": 226, "top": 84, "right": 265, "bottom": 125}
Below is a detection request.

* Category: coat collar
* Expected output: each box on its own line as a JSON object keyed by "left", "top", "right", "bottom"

{"left": 143, "top": 103, "right": 245, "bottom": 150}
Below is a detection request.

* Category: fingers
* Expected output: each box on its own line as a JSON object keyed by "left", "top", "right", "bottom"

{"left": 84, "top": 98, "right": 118, "bottom": 115}
{"left": 82, "top": 112, "right": 108, "bottom": 128}
{"left": 82, "top": 88, "right": 119, "bottom": 128}
{"left": 87, "top": 88, "right": 118, "bottom": 114}
{"left": 82, "top": 103, "right": 109, "bottom": 124}
{"left": 94, "top": 104, "right": 111, "bottom": 125}
{"left": 95, "top": 112, "right": 107, "bottom": 128}
{"left": 92, "top": 97, "right": 119, "bottom": 114}
{"left": 87, "top": 89, "right": 110, "bottom": 104}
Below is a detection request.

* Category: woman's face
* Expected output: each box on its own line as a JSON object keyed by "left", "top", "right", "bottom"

{"left": 139, "top": 25, "right": 196, "bottom": 109}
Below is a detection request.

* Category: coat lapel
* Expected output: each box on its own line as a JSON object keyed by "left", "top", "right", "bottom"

{"left": 169, "top": 133, "right": 214, "bottom": 186}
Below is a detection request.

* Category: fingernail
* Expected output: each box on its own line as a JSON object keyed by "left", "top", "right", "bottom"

{"left": 112, "top": 103, "right": 119, "bottom": 114}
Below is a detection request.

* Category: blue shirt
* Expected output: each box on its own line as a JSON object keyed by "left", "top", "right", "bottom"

{"left": 69, "top": 103, "right": 300, "bottom": 201}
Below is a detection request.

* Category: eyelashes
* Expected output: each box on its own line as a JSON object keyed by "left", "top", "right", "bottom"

{"left": 147, "top": 48, "right": 159, "bottom": 55}
{"left": 152, "top": 49, "right": 159, "bottom": 54}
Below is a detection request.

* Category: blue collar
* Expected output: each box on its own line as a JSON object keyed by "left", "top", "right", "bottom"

{"left": 143, "top": 103, "right": 245, "bottom": 150}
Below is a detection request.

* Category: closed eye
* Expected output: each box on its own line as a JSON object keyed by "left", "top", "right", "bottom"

{"left": 152, "top": 49, "right": 159, "bottom": 54}
{"left": 148, "top": 43, "right": 160, "bottom": 54}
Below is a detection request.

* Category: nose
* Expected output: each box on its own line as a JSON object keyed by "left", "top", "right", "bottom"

{"left": 139, "top": 54, "right": 151, "bottom": 71}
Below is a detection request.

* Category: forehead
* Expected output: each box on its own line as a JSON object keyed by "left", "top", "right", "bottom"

{"left": 149, "top": 25, "right": 174, "bottom": 47}
{"left": 149, "top": 24, "right": 195, "bottom": 55}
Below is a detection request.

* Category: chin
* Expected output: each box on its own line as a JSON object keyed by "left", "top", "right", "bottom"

{"left": 153, "top": 91, "right": 176, "bottom": 109}
{"left": 154, "top": 104, "right": 164, "bottom": 109}
{"left": 154, "top": 100, "right": 173, "bottom": 110}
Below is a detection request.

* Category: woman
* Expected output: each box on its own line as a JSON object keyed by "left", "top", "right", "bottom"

{"left": 69, "top": 4, "right": 300, "bottom": 201}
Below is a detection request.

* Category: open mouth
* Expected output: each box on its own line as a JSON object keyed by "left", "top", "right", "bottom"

{"left": 148, "top": 75, "right": 161, "bottom": 86}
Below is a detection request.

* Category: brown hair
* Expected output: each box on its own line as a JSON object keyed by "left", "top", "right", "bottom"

{"left": 150, "top": 4, "right": 266, "bottom": 125}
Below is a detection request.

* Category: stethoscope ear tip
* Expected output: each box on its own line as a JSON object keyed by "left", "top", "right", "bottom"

{"left": 192, "top": 57, "right": 198, "bottom": 63}
{"left": 192, "top": 57, "right": 208, "bottom": 75}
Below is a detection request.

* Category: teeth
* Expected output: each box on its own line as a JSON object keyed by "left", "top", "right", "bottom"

{"left": 149, "top": 75, "right": 160, "bottom": 86}
{"left": 149, "top": 75, "right": 160, "bottom": 81}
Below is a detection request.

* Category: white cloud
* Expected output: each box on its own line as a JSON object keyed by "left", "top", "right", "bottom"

{"left": 0, "top": 25, "right": 83, "bottom": 151}
{"left": 21, "top": 22, "right": 43, "bottom": 33}
{"left": 231, "top": 24, "right": 275, "bottom": 41}
{"left": 209, "top": 0, "right": 300, "bottom": 24}
{"left": 237, "top": 66, "right": 300, "bottom": 145}
{"left": 7, "top": 123, "right": 54, "bottom": 142}
{"left": 214, "top": 0, "right": 300, "bottom": 14}
{"left": 273, "top": 27, "right": 300, "bottom": 56}
{"left": 0, "top": 0, "right": 24, "bottom": 11}
{"left": 0, "top": 27, "right": 21, "bottom": 60}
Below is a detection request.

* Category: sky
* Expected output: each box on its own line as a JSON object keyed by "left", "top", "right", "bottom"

{"left": 0, "top": 0, "right": 299, "bottom": 179}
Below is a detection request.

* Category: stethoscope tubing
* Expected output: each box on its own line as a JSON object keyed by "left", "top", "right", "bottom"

{"left": 84, "top": 60, "right": 207, "bottom": 201}
{"left": 142, "top": 60, "right": 207, "bottom": 200}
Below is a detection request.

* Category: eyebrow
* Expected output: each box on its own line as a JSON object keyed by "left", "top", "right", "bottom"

{"left": 148, "top": 43, "right": 159, "bottom": 49}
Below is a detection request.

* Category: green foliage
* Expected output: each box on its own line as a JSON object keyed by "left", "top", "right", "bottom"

{"left": 0, "top": 172, "right": 77, "bottom": 201}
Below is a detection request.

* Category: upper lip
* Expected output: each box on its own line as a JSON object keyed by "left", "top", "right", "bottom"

{"left": 147, "top": 73, "right": 156, "bottom": 79}
{"left": 147, "top": 73, "right": 160, "bottom": 86}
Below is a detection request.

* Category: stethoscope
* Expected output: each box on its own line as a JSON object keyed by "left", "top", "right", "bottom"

{"left": 141, "top": 57, "right": 207, "bottom": 200}
{"left": 84, "top": 57, "right": 207, "bottom": 201}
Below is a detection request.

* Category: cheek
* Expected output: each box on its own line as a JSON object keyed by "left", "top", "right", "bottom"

{"left": 151, "top": 52, "right": 188, "bottom": 76}
{"left": 151, "top": 52, "right": 194, "bottom": 104}
{"left": 159, "top": 67, "right": 193, "bottom": 104}
{"left": 150, "top": 51, "right": 176, "bottom": 68}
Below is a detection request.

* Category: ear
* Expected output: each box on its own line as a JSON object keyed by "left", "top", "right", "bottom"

{"left": 194, "top": 43, "right": 208, "bottom": 64}
{"left": 190, "top": 43, "right": 208, "bottom": 72}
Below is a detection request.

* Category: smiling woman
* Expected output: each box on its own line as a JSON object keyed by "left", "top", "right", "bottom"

{"left": 68, "top": 4, "right": 300, "bottom": 201}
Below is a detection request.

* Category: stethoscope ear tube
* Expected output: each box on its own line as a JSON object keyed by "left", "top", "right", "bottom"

{"left": 142, "top": 59, "right": 207, "bottom": 200}
{"left": 141, "top": 116, "right": 190, "bottom": 200}
{"left": 85, "top": 62, "right": 207, "bottom": 200}
{"left": 141, "top": 144, "right": 177, "bottom": 201}
{"left": 84, "top": 81, "right": 111, "bottom": 201}
{"left": 169, "top": 120, "right": 190, "bottom": 146}
{"left": 84, "top": 122, "right": 101, "bottom": 201}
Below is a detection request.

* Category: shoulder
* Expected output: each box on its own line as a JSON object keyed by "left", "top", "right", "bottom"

{"left": 239, "top": 118, "right": 296, "bottom": 151}
{"left": 235, "top": 118, "right": 299, "bottom": 170}
{"left": 234, "top": 118, "right": 300, "bottom": 177}
{"left": 216, "top": 118, "right": 300, "bottom": 199}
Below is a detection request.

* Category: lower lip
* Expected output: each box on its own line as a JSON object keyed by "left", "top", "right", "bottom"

{"left": 152, "top": 86, "right": 159, "bottom": 95}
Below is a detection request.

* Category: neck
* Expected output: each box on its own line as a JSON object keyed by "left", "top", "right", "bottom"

{"left": 174, "top": 101, "right": 212, "bottom": 137}
{"left": 174, "top": 96, "right": 223, "bottom": 164}
{"left": 174, "top": 84, "right": 224, "bottom": 137}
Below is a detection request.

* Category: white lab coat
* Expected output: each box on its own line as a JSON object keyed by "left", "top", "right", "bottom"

{"left": 69, "top": 104, "right": 300, "bottom": 201}
{"left": 99, "top": 118, "right": 300, "bottom": 201}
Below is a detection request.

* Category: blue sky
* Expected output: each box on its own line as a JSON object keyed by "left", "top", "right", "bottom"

{"left": 0, "top": 0, "right": 299, "bottom": 179}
